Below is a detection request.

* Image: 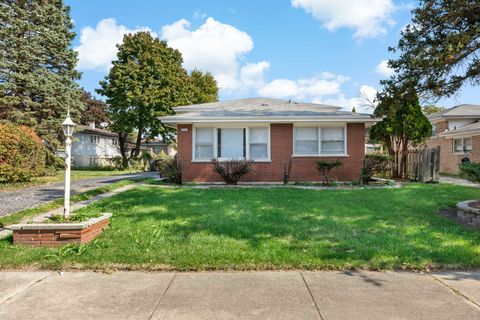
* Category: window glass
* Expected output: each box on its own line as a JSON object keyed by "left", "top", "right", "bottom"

{"left": 249, "top": 127, "right": 268, "bottom": 159}
{"left": 194, "top": 128, "right": 213, "bottom": 160}
{"left": 321, "top": 127, "right": 345, "bottom": 154}
{"left": 218, "top": 128, "right": 245, "bottom": 159}
{"left": 464, "top": 138, "right": 472, "bottom": 152}
{"left": 453, "top": 139, "right": 463, "bottom": 153}
{"left": 294, "top": 127, "right": 318, "bottom": 154}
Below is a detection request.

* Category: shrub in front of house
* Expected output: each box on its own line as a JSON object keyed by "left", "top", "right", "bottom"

{"left": 0, "top": 123, "right": 46, "bottom": 183}
{"left": 459, "top": 162, "right": 480, "bottom": 183}
{"left": 315, "top": 159, "right": 342, "bottom": 185}
{"left": 211, "top": 159, "right": 254, "bottom": 185}
{"left": 361, "top": 154, "right": 393, "bottom": 184}
{"left": 156, "top": 154, "right": 182, "bottom": 184}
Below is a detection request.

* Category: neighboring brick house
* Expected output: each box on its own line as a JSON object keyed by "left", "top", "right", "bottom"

{"left": 426, "top": 104, "right": 480, "bottom": 174}
{"left": 159, "top": 98, "right": 380, "bottom": 183}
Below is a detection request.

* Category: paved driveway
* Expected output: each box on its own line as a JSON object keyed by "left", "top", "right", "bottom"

{"left": 0, "top": 271, "right": 479, "bottom": 319}
{"left": 0, "top": 171, "right": 157, "bottom": 216}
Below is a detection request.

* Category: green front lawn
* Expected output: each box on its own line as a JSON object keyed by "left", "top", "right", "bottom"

{"left": 1, "top": 184, "right": 479, "bottom": 270}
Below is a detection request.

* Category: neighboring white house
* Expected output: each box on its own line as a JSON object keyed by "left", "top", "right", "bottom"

{"left": 71, "top": 122, "right": 121, "bottom": 167}
{"left": 71, "top": 122, "right": 176, "bottom": 168}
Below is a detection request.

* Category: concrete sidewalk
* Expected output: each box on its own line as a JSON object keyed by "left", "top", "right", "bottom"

{"left": 0, "top": 271, "right": 479, "bottom": 319}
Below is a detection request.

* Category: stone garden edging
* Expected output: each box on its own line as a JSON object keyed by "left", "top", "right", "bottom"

{"left": 457, "top": 200, "right": 480, "bottom": 228}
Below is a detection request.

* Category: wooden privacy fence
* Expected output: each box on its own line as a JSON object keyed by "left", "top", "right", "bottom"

{"left": 406, "top": 146, "right": 440, "bottom": 182}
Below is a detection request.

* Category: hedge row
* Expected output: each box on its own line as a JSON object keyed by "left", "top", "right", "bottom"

{"left": 0, "top": 123, "right": 46, "bottom": 183}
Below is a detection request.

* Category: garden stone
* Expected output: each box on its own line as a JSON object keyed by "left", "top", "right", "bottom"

{"left": 457, "top": 200, "right": 480, "bottom": 228}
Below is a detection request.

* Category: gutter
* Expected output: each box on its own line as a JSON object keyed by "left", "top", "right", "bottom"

{"left": 159, "top": 116, "right": 382, "bottom": 126}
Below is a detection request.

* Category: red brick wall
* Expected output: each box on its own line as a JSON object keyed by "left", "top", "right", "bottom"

{"left": 13, "top": 219, "right": 109, "bottom": 247}
{"left": 177, "top": 123, "right": 366, "bottom": 182}
{"left": 426, "top": 121, "right": 480, "bottom": 174}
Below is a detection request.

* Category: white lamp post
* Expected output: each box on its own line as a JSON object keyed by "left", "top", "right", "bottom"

{"left": 61, "top": 112, "right": 76, "bottom": 217}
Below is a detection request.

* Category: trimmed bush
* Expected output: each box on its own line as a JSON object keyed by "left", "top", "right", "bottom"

{"left": 315, "top": 159, "right": 342, "bottom": 185}
{"left": 0, "top": 123, "right": 46, "bottom": 182}
{"left": 459, "top": 162, "right": 480, "bottom": 183}
{"left": 361, "top": 154, "right": 393, "bottom": 184}
{"left": 211, "top": 159, "right": 253, "bottom": 185}
{"left": 156, "top": 154, "right": 182, "bottom": 184}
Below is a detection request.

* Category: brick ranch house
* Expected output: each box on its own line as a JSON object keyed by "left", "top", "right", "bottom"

{"left": 426, "top": 104, "right": 480, "bottom": 174}
{"left": 159, "top": 98, "right": 380, "bottom": 183}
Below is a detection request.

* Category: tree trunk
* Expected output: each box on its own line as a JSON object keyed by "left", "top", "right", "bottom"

{"left": 392, "top": 138, "right": 402, "bottom": 178}
{"left": 118, "top": 132, "right": 129, "bottom": 168}
{"left": 133, "top": 127, "right": 143, "bottom": 158}
{"left": 399, "top": 138, "right": 409, "bottom": 179}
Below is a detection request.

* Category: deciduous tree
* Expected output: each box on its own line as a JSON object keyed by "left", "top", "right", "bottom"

{"left": 79, "top": 89, "right": 109, "bottom": 125}
{"left": 422, "top": 105, "right": 445, "bottom": 115}
{"left": 97, "top": 32, "right": 190, "bottom": 167}
{"left": 188, "top": 69, "right": 219, "bottom": 104}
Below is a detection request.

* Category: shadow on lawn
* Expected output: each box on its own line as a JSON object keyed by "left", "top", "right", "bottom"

{"left": 82, "top": 185, "right": 480, "bottom": 267}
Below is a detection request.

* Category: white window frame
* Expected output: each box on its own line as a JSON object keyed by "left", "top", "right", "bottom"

{"left": 292, "top": 124, "right": 348, "bottom": 157}
{"left": 192, "top": 127, "right": 215, "bottom": 161}
{"left": 192, "top": 124, "right": 271, "bottom": 162}
{"left": 91, "top": 135, "right": 100, "bottom": 144}
{"left": 453, "top": 137, "right": 472, "bottom": 155}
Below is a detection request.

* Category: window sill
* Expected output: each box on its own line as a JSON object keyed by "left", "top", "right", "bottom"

{"left": 191, "top": 159, "right": 272, "bottom": 163}
{"left": 291, "top": 154, "right": 349, "bottom": 158}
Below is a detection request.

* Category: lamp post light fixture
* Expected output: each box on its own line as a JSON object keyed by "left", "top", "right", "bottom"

{"left": 61, "top": 112, "right": 76, "bottom": 217}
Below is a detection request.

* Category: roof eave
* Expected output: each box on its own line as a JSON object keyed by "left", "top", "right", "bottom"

{"left": 439, "top": 130, "right": 480, "bottom": 138}
{"left": 159, "top": 116, "right": 382, "bottom": 127}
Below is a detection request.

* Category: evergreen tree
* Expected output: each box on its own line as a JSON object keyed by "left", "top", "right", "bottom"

{"left": 370, "top": 89, "right": 432, "bottom": 178}
{"left": 97, "top": 32, "right": 190, "bottom": 167}
{"left": 0, "top": 0, "right": 83, "bottom": 146}
{"left": 387, "top": 0, "right": 480, "bottom": 97}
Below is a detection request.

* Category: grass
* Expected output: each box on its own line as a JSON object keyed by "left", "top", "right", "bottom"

{"left": 46, "top": 211, "right": 102, "bottom": 223}
{"left": 0, "top": 183, "right": 479, "bottom": 271}
{"left": 0, "top": 178, "right": 145, "bottom": 227}
{"left": 0, "top": 169, "right": 141, "bottom": 191}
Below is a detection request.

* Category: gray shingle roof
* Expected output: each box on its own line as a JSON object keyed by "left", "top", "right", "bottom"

{"left": 428, "top": 104, "right": 480, "bottom": 120}
{"left": 160, "top": 98, "right": 379, "bottom": 125}
{"left": 76, "top": 125, "right": 117, "bottom": 138}
{"left": 439, "top": 121, "right": 480, "bottom": 137}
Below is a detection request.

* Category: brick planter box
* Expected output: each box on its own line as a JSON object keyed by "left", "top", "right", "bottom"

{"left": 11, "top": 213, "right": 111, "bottom": 247}
{"left": 457, "top": 201, "right": 480, "bottom": 228}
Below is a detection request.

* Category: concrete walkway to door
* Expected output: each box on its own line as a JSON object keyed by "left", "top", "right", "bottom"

{"left": 1, "top": 270, "right": 479, "bottom": 320}
{"left": 439, "top": 175, "right": 480, "bottom": 187}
